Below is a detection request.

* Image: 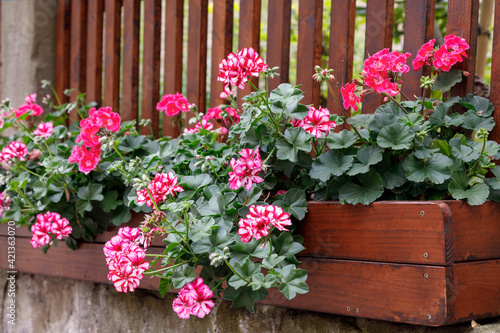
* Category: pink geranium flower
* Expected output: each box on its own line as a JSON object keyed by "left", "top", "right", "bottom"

{"left": 156, "top": 93, "right": 191, "bottom": 116}
{"left": 412, "top": 39, "right": 435, "bottom": 71}
{"left": 30, "top": 211, "right": 72, "bottom": 248}
{"left": 0, "top": 192, "right": 11, "bottom": 218}
{"left": 136, "top": 172, "right": 184, "bottom": 208}
{"left": 69, "top": 144, "right": 102, "bottom": 174}
{"left": 2, "top": 141, "right": 28, "bottom": 162}
{"left": 183, "top": 119, "right": 214, "bottom": 134}
{"left": 238, "top": 204, "right": 292, "bottom": 243}
{"left": 228, "top": 148, "right": 264, "bottom": 191}
{"left": 33, "top": 122, "right": 54, "bottom": 138}
{"left": 14, "top": 93, "right": 44, "bottom": 119}
{"left": 301, "top": 106, "right": 336, "bottom": 138}
{"left": 173, "top": 278, "right": 215, "bottom": 319}
{"left": 341, "top": 83, "right": 361, "bottom": 111}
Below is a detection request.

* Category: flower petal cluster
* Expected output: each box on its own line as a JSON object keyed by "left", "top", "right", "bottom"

{"left": 173, "top": 278, "right": 215, "bottom": 319}
{"left": 301, "top": 106, "right": 336, "bottom": 138}
{"left": 0, "top": 192, "right": 11, "bottom": 217}
{"left": 30, "top": 211, "right": 72, "bottom": 248}
{"left": 238, "top": 204, "right": 292, "bottom": 242}
{"left": 183, "top": 119, "right": 214, "bottom": 134}
{"left": 33, "top": 122, "right": 54, "bottom": 138}
{"left": 1, "top": 141, "right": 28, "bottom": 167}
{"left": 228, "top": 148, "right": 264, "bottom": 191}
{"left": 362, "top": 49, "right": 411, "bottom": 96}
{"left": 341, "top": 82, "right": 363, "bottom": 112}
{"left": 136, "top": 172, "right": 184, "bottom": 208}
{"left": 202, "top": 106, "right": 241, "bottom": 133}
{"left": 70, "top": 106, "right": 121, "bottom": 174}
{"left": 412, "top": 39, "right": 436, "bottom": 71}
{"left": 412, "top": 35, "right": 469, "bottom": 72}
{"left": 104, "top": 227, "right": 150, "bottom": 293}
{"left": 14, "top": 93, "right": 43, "bottom": 119}
{"left": 156, "top": 93, "right": 191, "bottom": 116}
{"left": 217, "top": 47, "right": 268, "bottom": 98}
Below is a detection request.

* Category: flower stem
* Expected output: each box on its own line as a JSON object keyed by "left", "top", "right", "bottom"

{"left": 208, "top": 159, "right": 223, "bottom": 183}
{"left": 144, "top": 261, "right": 186, "bottom": 275}
{"left": 211, "top": 274, "right": 231, "bottom": 291}
{"left": 382, "top": 93, "right": 408, "bottom": 114}
{"left": 224, "top": 259, "right": 250, "bottom": 284}
{"left": 420, "top": 87, "right": 427, "bottom": 117}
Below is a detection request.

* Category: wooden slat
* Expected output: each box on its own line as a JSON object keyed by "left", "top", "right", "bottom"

{"left": 186, "top": 0, "right": 208, "bottom": 122}
{"left": 267, "top": 0, "right": 292, "bottom": 91}
{"left": 451, "top": 260, "right": 500, "bottom": 324}
{"left": 488, "top": 0, "right": 500, "bottom": 144}
{"left": 327, "top": 0, "right": 356, "bottom": 121}
{"left": 209, "top": 0, "right": 234, "bottom": 108}
{"left": 362, "top": 0, "right": 394, "bottom": 114}
{"left": 55, "top": 0, "right": 72, "bottom": 105}
{"left": 446, "top": 200, "right": 500, "bottom": 262}
{"left": 103, "top": 0, "right": 121, "bottom": 112}
{"left": 298, "top": 201, "right": 453, "bottom": 265}
{"left": 163, "top": 0, "right": 184, "bottom": 137}
{"left": 446, "top": 0, "right": 479, "bottom": 98}
{"left": 401, "top": 0, "right": 434, "bottom": 99}
{"left": 237, "top": 0, "right": 261, "bottom": 107}
{"left": 141, "top": 0, "right": 162, "bottom": 136}
{"left": 121, "top": 0, "right": 140, "bottom": 122}
{"left": 69, "top": 0, "right": 87, "bottom": 121}
{"left": 296, "top": 0, "right": 323, "bottom": 106}
{"left": 85, "top": 0, "right": 104, "bottom": 106}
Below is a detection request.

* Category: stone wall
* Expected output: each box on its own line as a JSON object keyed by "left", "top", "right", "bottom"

{"left": 1, "top": 270, "right": 499, "bottom": 333}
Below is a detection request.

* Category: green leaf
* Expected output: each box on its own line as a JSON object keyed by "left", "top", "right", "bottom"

{"left": 278, "top": 265, "right": 309, "bottom": 300}
{"left": 158, "top": 139, "right": 178, "bottom": 158}
{"left": 76, "top": 200, "right": 93, "bottom": 214}
{"left": 77, "top": 184, "right": 104, "bottom": 201}
{"left": 346, "top": 114, "right": 374, "bottom": 128}
{"left": 338, "top": 169, "right": 384, "bottom": 205}
{"left": 52, "top": 125, "right": 68, "bottom": 140}
{"left": 379, "top": 161, "right": 407, "bottom": 190}
{"left": 158, "top": 277, "right": 171, "bottom": 298}
{"left": 33, "top": 180, "right": 48, "bottom": 199}
{"left": 110, "top": 206, "right": 132, "bottom": 226}
{"left": 101, "top": 190, "right": 122, "bottom": 213}
{"left": 327, "top": 130, "right": 358, "bottom": 149}
{"left": 432, "top": 69, "right": 463, "bottom": 92}
{"left": 428, "top": 102, "right": 463, "bottom": 127}
{"left": 448, "top": 171, "right": 490, "bottom": 206}
{"left": 459, "top": 94, "right": 494, "bottom": 117}
{"left": 347, "top": 146, "right": 383, "bottom": 176}
{"left": 276, "top": 128, "right": 312, "bottom": 163}
{"left": 228, "top": 259, "right": 260, "bottom": 289}
{"left": 119, "top": 135, "right": 146, "bottom": 152}
{"left": 462, "top": 111, "right": 495, "bottom": 132}
{"left": 269, "top": 83, "right": 304, "bottom": 105}
{"left": 377, "top": 123, "right": 414, "bottom": 150}
{"left": 403, "top": 153, "right": 454, "bottom": 184}
{"left": 171, "top": 266, "right": 196, "bottom": 289}
{"left": 223, "top": 286, "right": 268, "bottom": 312}
{"left": 310, "top": 150, "right": 354, "bottom": 182}
{"left": 271, "top": 188, "right": 308, "bottom": 220}
{"left": 262, "top": 254, "right": 286, "bottom": 269}
{"left": 179, "top": 174, "right": 213, "bottom": 191}
{"left": 249, "top": 273, "right": 277, "bottom": 291}
{"left": 449, "top": 137, "right": 480, "bottom": 163}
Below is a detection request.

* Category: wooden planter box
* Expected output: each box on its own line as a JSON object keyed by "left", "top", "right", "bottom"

{"left": 1, "top": 201, "right": 499, "bottom": 326}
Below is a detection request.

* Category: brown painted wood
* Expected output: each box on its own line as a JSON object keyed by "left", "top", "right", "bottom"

{"left": 69, "top": 0, "right": 87, "bottom": 121}
{"left": 298, "top": 201, "right": 453, "bottom": 265}
{"left": 450, "top": 260, "right": 500, "bottom": 324}
{"left": 267, "top": 0, "right": 292, "bottom": 91}
{"left": 446, "top": 200, "right": 500, "bottom": 262}
{"left": 237, "top": 0, "right": 261, "bottom": 108}
{"left": 209, "top": 0, "right": 234, "bottom": 108}
{"left": 122, "top": 0, "right": 140, "bottom": 123}
{"left": 326, "top": 0, "right": 356, "bottom": 121}
{"left": 489, "top": 0, "right": 500, "bottom": 144}
{"left": 401, "top": 0, "right": 434, "bottom": 99}
{"left": 446, "top": 0, "right": 479, "bottom": 98}
{"left": 296, "top": 0, "right": 322, "bottom": 106}
{"left": 186, "top": 0, "right": 208, "bottom": 123}
{"left": 163, "top": 0, "right": 184, "bottom": 138}
{"left": 141, "top": 0, "right": 162, "bottom": 136}
{"left": 362, "top": 0, "right": 394, "bottom": 114}
{"left": 85, "top": 0, "right": 104, "bottom": 106}
{"left": 103, "top": 0, "right": 121, "bottom": 112}
{"left": 55, "top": 0, "right": 71, "bottom": 105}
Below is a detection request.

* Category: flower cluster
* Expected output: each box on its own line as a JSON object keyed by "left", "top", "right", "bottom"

{"left": 69, "top": 106, "right": 121, "bottom": 174}
{"left": 217, "top": 47, "right": 268, "bottom": 99}
{"left": 172, "top": 278, "right": 215, "bottom": 319}
{"left": 363, "top": 49, "right": 411, "bottom": 96}
{"left": 238, "top": 204, "right": 292, "bottom": 243}
{"left": 33, "top": 122, "right": 54, "bottom": 138}
{"left": 14, "top": 93, "right": 43, "bottom": 119}
{"left": 156, "top": 93, "right": 191, "bottom": 116}
{"left": 202, "top": 106, "right": 241, "bottom": 134}
{"left": 228, "top": 148, "right": 264, "bottom": 191}
{"left": 413, "top": 35, "right": 470, "bottom": 72}
{"left": 183, "top": 119, "right": 214, "bottom": 134}
{"left": 104, "top": 226, "right": 150, "bottom": 293}
{"left": 0, "top": 141, "right": 28, "bottom": 168}
{"left": 30, "top": 211, "right": 72, "bottom": 248}
{"left": 0, "top": 192, "right": 11, "bottom": 217}
{"left": 136, "top": 172, "right": 184, "bottom": 208}
{"left": 292, "top": 106, "right": 337, "bottom": 138}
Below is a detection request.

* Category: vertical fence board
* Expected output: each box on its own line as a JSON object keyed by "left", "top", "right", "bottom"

{"left": 297, "top": 0, "right": 323, "bottom": 106}
{"left": 55, "top": 0, "right": 72, "bottom": 104}
{"left": 362, "top": 0, "right": 394, "bottom": 114}
{"left": 267, "top": 0, "right": 292, "bottom": 91}
{"left": 237, "top": 0, "right": 261, "bottom": 107}
{"left": 69, "top": 0, "right": 87, "bottom": 121}
{"left": 140, "top": 0, "right": 161, "bottom": 136}
{"left": 327, "top": 0, "right": 355, "bottom": 121}
{"left": 210, "top": 0, "right": 234, "bottom": 108}
{"left": 186, "top": 0, "right": 208, "bottom": 120}
{"left": 103, "top": 0, "right": 121, "bottom": 112}
{"left": 447, "top": 0, "right": 479, "bottom": 98}
{"left": 401, "top": 0, "right": 434, "bottom": 99}
{"left": 163, "top": 0, "right": 184, "bottom": 137}
{"left": 122, "top": 0, "right": 140, "bottom": 123}
{"left": 86, "top": 0, "right": 104, "bottom": 106}
{"left": 490, "top": 0, "right": 500, "bottom": 143}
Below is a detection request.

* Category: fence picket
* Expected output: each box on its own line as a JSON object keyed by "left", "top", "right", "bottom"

{"left": 103, "top": 0, "right": 121, "bottom": 113}
{"left": 55, "top": 0, "right": 72, "bottom": 104}
{"left": 69, "top": 0, "right": 87, "bottom": 121}
{"left": 489, "top": 0, "right": 500, "bottom": 144}
{"left": 86, "top": 0, "right": 104, "bottom": 107}
{"left": 267, "top": 0, "right": 292, "bottom": 91}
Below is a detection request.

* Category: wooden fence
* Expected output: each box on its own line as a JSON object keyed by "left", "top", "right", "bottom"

{"left": 54, "top": 0, "right": 500, "bottom": 143}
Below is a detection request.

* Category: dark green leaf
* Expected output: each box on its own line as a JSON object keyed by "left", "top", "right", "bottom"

{"left": 310, "top": 150, "right": 354, "bottom": 182}
{"left": 459, "top": 94, "right": 494, "bottom": 117}
{"left": 432, "top": 69, "right": 463, "bottom": 92}
{"left": 276, "top": 128, "right": 312, "bottom": 163}
{"left": 223, "top": 286, "right": 268, "bottom": 312}
{"left": 449, "top": 137, "right": 480, "bottom": 163}
{"left": 448, "top": 171, "right": 489, "bottom": 206}
{"left": 377, "top": 122, "right": 414, "bottom": 150}
{"left": 403, "top": 153, "right": 453, "bottom": 184}
{"left": 101, "top": 190, "right": 122, "bottom": 213}
{"left": 271, "top": 188, "right": 308, "bottom": 220}
{"left": 346, "top": 114, "right": 374, "bottom": 128}
{"left": 171, "top": 266, "right": 196, "bottom": 289}
{"left": 462, "top": 111, "right": 495, "bottom": 132}
{"left": 347, "top": 146, "right": 383, "bottom": 176}
{"left": 327, "top": 130, "right": 358, "bottom": 149}
{"left": 338, "top": 169, "right": 384, "bottom": 205}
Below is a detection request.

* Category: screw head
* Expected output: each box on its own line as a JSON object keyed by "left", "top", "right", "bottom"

{"left": 346, "top": 306, "right": 351, "bottom": 311}
{"left": 420, "top": 211, "right": 425, "bottom": 217}
{"left": 423, "top": 252, "right": 429, "bottom": 259}
{"left": 426, "top": 314, "right": 432, "bottom": 320}
{"left": 354, "top": 308, "right": 360, "bottom": 313}
{"left": 423, "top": 273, "right": 429, "bottom": 279}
